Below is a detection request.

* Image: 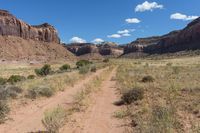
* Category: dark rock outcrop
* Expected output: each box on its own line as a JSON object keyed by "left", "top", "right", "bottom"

{"left": 124, "top": 17, "right": 200, "bottom": 55}
{"left": 0, "top": 9, "right": 60, "bottom": 43}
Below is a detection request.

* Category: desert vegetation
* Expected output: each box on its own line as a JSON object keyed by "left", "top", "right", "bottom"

{"left": 114, "top": 58, "right": 200, "bottom": 133}
{"left": 42, "top": 106, "right": 67, "bottom": 133}
{"left": 0, "top": 60, "right": 110, "bottom": 127}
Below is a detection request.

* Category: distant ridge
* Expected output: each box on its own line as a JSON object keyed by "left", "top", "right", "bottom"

{"left": 123, "top": 17, "right": 200, "bottom": 56}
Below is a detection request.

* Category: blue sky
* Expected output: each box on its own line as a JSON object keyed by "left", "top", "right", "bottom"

{"left": 0, "top": 0, "right": 199, "bottom": 44}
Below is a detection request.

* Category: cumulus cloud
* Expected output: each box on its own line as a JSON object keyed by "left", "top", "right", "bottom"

{"left": 70, "top": 36, "right": 86, "bottom": 43}
{"left": 125, "top": 18, "right": 141, "bottom": 24}
{"left": 117, "top": 29, "right": 130, "bottom": 34}
{"left": 107, "top": 34, "right": 121, "bottom": 38}
{"left": 92, "top": 38, "right": 104, "bottom": 44}
{"left": 170, "top": 13, "right": 198, "bottom": 21}
{"left": 117, "top": 29, "right": 134, "bottom": 37}
{"left": 122, "top": 33, "right": 131, "bottom": 37}
{"left": 135, "top": 1, "right": 163, "bottom": 12}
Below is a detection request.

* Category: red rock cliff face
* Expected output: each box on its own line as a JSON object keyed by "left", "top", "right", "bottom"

{"left": 0, "top": 10, "right": 60, "bottom": 43}
{"left": 124, "top": 17, "right": 200, "bottom": 55}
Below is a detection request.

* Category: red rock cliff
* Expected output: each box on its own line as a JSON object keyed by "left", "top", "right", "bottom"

{"left": 0, "top": 9, "right": 60, "bottom": 43}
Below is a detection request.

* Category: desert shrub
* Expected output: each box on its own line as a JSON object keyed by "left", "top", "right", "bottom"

{"left": 166, "top": 63, "right": 173, "bottom": 66}
{"left": 79, "top": 65, "right": 90, "bottom": 74}
{"left": 149, "top": 106, "right": 175, "bottom": 133}
{"left": 0, "top": 85, "right": 23, "bottom": 100}
{"left": 27, "top": 75, "right": 35, "bottom": 79}
{"left": 35, "top": 64, "right": 51, "bottom": 76}
{"left": 172, "top": 66, "right": 180, "bottom": 74}
{"left": 0, "top": 100, "right": 10, "bottom": 124}
{"left": 90, "top": 65, "right": 97, "bottom": 72}
{"left": 76, "top": 60, "right": 91, "bottom": 68}
{"left": 42, "top": 106, "right": 66, "bottom": 133}
{"left": 121, "top": 88, "right": 144, "bottom": 105}
{"left": 103, "top": 58, "right": 109, "bottom": 63}
{"left": 0, "top": 77, "right": 7, "bottom": 85}
{"left": 7, "top": 75, "right": 26, "bottom": 84}
{"left": 59, "top": 64, "right": 71, "bottom": 71}
{"left": 141, "top": 75, "right": 155, "bottom": 83}
{"left": 27, "top": 86, "right": 54, "bottom": 99}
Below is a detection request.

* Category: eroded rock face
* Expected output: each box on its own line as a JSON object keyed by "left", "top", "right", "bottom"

{"left": 124, "top": 17, "right": 200, "bottom": 55}
{"left": 0, "top": 9, "right": 60, "bottom": 43}
{"left": 124, "top": 36, "right": 162, "bottom": 54}
{"left": 65, "top": 43, "right": 99, "bottom": 56}
{"left": 97, "top": 42, "right": 123, "bottom": 56}
{"left": 65, "top": 42, "right": 123, "bottom": 57}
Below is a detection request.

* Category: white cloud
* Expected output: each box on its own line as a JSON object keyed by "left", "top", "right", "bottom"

{"left": 107, "top": 34, "right": 121, "bottom": 38}
{"left": 70, "top": 36, "right": 86, "bottom": 43}
{"left": 125, "top": 18, "right": 141, "bottom": 24}
{"left": 117, "top": 29, "right": 134, "bottom": 37}
{"left": 92, "top": 38, "right": 104, "bottom": 44}
{"left": 117, "top": 29, "right": 130, "bottom": 34}
{"left": 170, "top": 13, "right": 198, "bottom": 21}
{"left": 122, "top": 33, "right": 131, "bottom": 37}
{"left": 135, "top": 1, "right": 163, "bottom": 12}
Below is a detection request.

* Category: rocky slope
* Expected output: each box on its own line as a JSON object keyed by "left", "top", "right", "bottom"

{"left": 0, "top": 9, "right": 74, "bottom": 62}
{"left": 123, "top": 17, "right": 200, "bottom": 55}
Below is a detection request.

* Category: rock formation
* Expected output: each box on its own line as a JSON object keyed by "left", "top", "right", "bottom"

{"left": 0, "top": 9, "right": 74, "bottom": 62}
{"left": 123, "top": 17, "right": 200, "bottom": 55}
{"left": 0, "top": 9, "right": 60, "bottom": 43}
{"left": 64, "top": 42, "right": 123, "bottom": 57}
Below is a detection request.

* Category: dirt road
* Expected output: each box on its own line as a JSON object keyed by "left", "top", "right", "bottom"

{"left": 63, "top": 67, "right": 124, "bottom": 133}
{"left": 0, "top": 68, "right": 107, "bottom": 133}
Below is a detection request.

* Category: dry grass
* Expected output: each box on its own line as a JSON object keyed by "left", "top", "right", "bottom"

{"left": 113, "top": 56, "right": 200, "bottom": 133}
{"left": 71, "top": 67, "right": 113, "bottom": 112}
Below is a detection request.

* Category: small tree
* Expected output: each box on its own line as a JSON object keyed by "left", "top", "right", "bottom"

{"left": 59, "top": 64, "right": 70, "bottom": 71}
{"left": 7, "top": 75, "right": 26, "bottom": 84}
{"left": 35, "top": 64, "right": 51, "bottom": 76}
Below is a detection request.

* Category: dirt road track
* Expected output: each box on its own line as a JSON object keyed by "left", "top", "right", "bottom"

{"left": 63, "top": 67, "right": 124, "bottom": 133}
{"left": 0, "top": 68, "right": 107, "bottom": 133}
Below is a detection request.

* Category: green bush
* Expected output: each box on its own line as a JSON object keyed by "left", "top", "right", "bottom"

{"left": 90, "top": 65, "right": 97, "bottom": 72}
{"left": 27, "top": 75, "right": 35, "bottom": 79}
{"left": 59, "top": 64, "right": 70, "bottom": 71}
{"left": 103, "top": 58, "right": 109, "bottom": 63}
{"left": 42, "top": 106, "right": 66, "bottom": 133}
{"left": 0, "top": 77, "right": 7, "bottom": 85}
{"left": 121, "top": 88, "right": 144, "bottom": 105}
{"left": 0, "top": 100, "right": 10, "bottom": 124}
{"left": 76, "top": 60, "right": 91, "bottom": 68}
{"left": 27, "top": 86, "right": 54, "bottom": 99}
{"left": 0, "top": 85, "right": 23, "bottom": 100}
{"left": 141, "top": 75, "right": 155, "bottom": 83}
{"left": 35, "top": 64, "right": 51, "bottom": 76}
{"left": 79, "top": 65, "right": 90, "bottom": 74}
{"left": 7, "top": 75, "right": 26, "bottom": 84}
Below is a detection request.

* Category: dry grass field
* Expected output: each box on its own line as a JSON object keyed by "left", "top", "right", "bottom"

{"left": 114, "top": 57, "right": 200, "bottom": 133}
{"left": 1, "top": 56, "right": 200, "bottom": 133}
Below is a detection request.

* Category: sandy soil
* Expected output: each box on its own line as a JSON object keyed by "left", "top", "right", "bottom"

{"left": 0, "top": 68, "right": 107, "bottom": 133}
{"left": 62, "top": 67, "right": 124, "bottom": 133}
